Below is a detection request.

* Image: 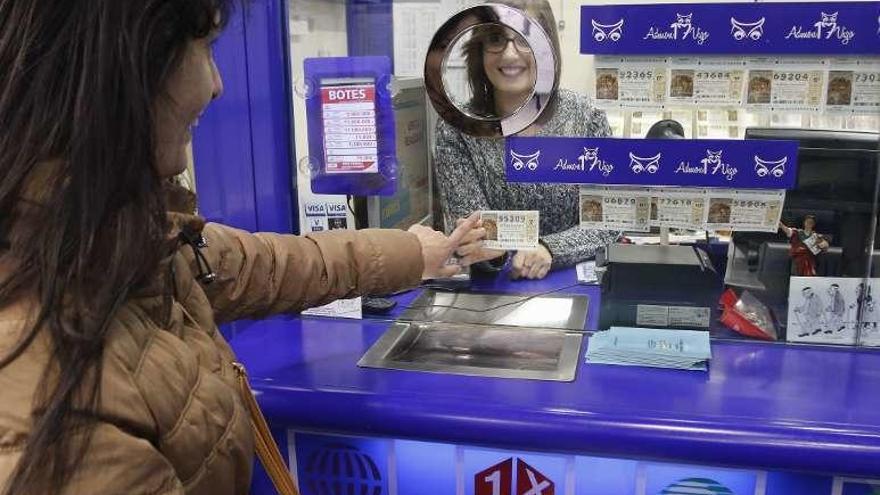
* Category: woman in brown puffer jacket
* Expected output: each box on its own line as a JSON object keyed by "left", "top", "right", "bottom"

{"left": 0, "top": 1, "right": 482, "bottom": 494}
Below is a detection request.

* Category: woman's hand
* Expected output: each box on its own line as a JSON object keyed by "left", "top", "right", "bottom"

{"left": 408, "top": 213, "right": 482, "bottom": 279}
{"left": 510, "top": 244, "right": 553, "bottom": 280}
{"left": 454, "top": 217, "right": 506, "bottom": 266}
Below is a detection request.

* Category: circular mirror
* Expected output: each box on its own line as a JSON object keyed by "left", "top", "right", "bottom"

{"left": 440, "top": 24, "right": 537, "bottom": 121}
{"left": 425, "top": 4, "right": 558, "bottom": 137}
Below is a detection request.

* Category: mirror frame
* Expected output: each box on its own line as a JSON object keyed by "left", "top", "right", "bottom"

{"left": 424, "top": 4, "right": 559, "bottom": 137}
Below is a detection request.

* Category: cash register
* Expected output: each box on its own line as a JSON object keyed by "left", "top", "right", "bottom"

{"left": 597, "top": 120, "right": 724, "bottom": 330}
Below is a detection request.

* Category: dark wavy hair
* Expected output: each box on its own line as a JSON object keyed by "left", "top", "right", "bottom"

{"left": 462, "top": 0, "right": 560, "bottom": 121}
{"left": 0, "top": 1, "right": 236, "bottom": 493}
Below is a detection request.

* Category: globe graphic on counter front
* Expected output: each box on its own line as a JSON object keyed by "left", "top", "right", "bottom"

{"left": 661, "top": 477, "right": 734, "bottom": 495}
{"left": 303, "top": 444, "right": 383, "bottom": 495}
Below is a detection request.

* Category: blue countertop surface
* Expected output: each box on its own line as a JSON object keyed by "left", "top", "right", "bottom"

{"left": 229, "top": 268, "right": 880, "bottom": 478}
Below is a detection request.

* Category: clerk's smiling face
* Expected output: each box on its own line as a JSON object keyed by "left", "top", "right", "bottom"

{"left": 481, "top": 26, "right": 536, "bottom": 102}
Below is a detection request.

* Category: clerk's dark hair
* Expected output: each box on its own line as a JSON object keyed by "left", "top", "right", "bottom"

{"left": 0, "top": 1, "right": 234, "bottom": 494}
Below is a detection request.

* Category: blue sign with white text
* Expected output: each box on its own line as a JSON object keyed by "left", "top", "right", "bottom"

{"left": 505, "top": 137, "right": 799, "bottom": 189}
{"left": 581, "top": 2, "right": 880, "bottom": 55}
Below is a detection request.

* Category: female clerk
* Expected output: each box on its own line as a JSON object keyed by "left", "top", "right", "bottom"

{"left": 434, "top": 0, "right": 618, "bottom": 280}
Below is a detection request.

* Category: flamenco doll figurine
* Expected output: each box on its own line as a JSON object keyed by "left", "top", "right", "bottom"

{"left": 778, "top": 215, "right": 830, "bottom": 277}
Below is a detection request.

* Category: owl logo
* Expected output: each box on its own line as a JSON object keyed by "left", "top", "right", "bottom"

{"left": 580, "top": 147, "right": 599, "bottom": 168}
{"left": 754, "top": 156, "right": 788, "bottom": 178}
{"left": 629, "top": 152, "right": 662, "bottom": 174}
{"left": 731, "top": 17, "right": 766, "bottom": 41}
{"left": 670, "top": 13, "right": 693, "bottom": 37}
{"left": 510, "top": 150, "right": 541, "bottom": 171}
{"left": 591, "top": 19, "right": 624, "bottom": 42}
{"left": 701, "top": 150, "right": 723, "bottom": 168}
{"left": 814, "top": 11, "right": 839, "bottom": 37}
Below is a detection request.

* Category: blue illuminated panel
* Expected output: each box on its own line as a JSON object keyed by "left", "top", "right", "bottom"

{"left": 283, "top": 430, "right": 874, "bottom": 495}
{"left": 766, "top": 472, "right": 832, "bottom": 495}
{"left": 396, "top": 440, "right": 457, "bottom": 494}
{"left": 575, "top": 456, "right": 638, "bottom": 495}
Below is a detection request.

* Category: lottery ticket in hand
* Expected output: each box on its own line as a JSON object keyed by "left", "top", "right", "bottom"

{"left": 480, "top": 210, "right": 539, "bottom": 251}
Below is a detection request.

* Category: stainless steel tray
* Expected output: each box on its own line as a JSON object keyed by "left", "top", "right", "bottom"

{"left": 397, "top": 290, "right": 589, "bottom": 331}
{"left": 358, "top": 321, "right": 583, "bottom": 381}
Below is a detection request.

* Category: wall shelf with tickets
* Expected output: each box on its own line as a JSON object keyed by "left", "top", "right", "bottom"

{"left": 605, "top": 107, "right": 879, "bottom": 139}
{"left": 505, "top": 135, "right": 799, "bottom": 234}
{"left": 585, "top": 3, "right": 880, "bottom": 139}
{"left": 594, "top": 56, "right": 880, "bottom": 115}
{"left": 627, "top": 110, "right": 696, "bottom": 139}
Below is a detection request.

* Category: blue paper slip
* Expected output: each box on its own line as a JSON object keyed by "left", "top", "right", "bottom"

{"left": 586, "top": 327, "right": 711, "bottom": 371}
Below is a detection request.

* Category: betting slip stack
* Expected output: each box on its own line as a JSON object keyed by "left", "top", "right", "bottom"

{"left": 586, "top": 327, "right": 712, "bottom": 371}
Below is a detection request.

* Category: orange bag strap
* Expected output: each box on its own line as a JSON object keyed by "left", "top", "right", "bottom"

{"left": 233, "top": 362, "right": 301, "bottom": 495}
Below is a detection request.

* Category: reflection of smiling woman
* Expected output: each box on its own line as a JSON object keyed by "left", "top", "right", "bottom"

{"left": 463, "top": 24, "right": 537, "bottom": 119}
{"left": 434, "top": 0, "right": 617, "bottom": 280}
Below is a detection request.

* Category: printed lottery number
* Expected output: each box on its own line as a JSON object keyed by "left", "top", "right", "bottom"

{"left": 734, "top": 200, "right": 768, "bottom": 208}
{"left": 621, "top": 70, "right": 653, "bottom": 80}
{"left": 696, "top": 71, "right": 730, "bottom": 80}
{"left": 660, "top": 198, "right": 693, "bottom": 206}
{"left": 605, "top": 197, "right": 636, "bottom": 205}
{"left": 773, "top": 72, "right": 808, "bottom": 82}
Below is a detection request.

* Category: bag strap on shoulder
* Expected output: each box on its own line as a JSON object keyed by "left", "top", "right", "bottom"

{"left": 233, "top": 362, "right": 301, "bottom": 495}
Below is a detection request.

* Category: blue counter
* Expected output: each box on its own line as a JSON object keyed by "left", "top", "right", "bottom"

{"left": 230, "top": 268, "right": 880, "bottom": 494}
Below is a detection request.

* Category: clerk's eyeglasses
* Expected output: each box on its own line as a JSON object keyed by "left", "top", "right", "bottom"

{"left": 482, "top": 30, "right": 532, "bottom": 54}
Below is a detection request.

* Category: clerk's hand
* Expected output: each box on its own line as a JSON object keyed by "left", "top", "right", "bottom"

{"left": 510, "top": 245, "right": 553, "bottom": 280}
{"left": 409, "top": 212, "right": 482, "bottom": 279}
{"left": 454, "top": 217, "right": 506, "bottom": 266}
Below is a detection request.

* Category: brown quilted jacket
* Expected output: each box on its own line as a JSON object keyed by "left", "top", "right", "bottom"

{"left": 0, "top": 186, "right": 424, "bottom": 494}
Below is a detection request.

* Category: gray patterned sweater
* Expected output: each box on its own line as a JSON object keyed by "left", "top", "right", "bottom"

{"left": 433, "top": 89, "right": 619, "bottom": 268}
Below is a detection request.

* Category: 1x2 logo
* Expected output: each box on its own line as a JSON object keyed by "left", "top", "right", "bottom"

{"left": 475, "top": 457, "right": 554, "bottom": 495}
{"left": 644, "top": 13, "right": 710, "bottom": 45}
